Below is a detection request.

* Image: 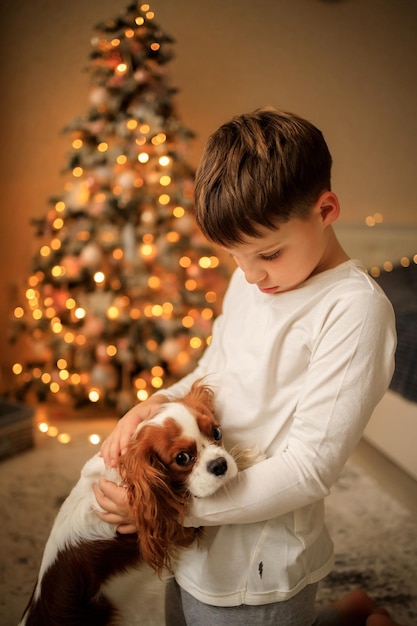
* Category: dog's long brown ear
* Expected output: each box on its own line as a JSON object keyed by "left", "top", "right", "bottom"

{"left": 182, "top": 379, "right": 215, "bottom": 420}
{"left": 117, "top": 427, "right": 196, "bottom": 575}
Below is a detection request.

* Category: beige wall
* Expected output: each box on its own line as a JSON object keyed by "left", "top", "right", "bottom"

{"left": 1, "top": 0, "right": 416, "bottom": 389}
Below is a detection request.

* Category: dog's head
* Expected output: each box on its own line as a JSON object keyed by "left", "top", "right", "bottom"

{"left": 117, "top": 381, "right": 237, "bottom": 573}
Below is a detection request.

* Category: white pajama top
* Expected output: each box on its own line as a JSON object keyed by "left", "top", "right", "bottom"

{"left": 160, "top": 260, "right": 396, "bottom": 606}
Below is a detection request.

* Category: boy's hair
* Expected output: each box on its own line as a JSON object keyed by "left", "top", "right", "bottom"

{"left": 194, "top": 107, "right": 332, "bottom": 246}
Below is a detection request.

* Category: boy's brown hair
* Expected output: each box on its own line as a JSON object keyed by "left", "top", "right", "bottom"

{"left": 194, "top": 107, "right": 332, "bottom": 246}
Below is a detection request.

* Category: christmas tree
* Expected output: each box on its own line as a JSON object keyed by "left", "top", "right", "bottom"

{"left": 10, "top": 2, "right": 228, "bottom": 413}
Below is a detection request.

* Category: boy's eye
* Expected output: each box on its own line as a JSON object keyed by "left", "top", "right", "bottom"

{"left": 260, "top": 249, "right": 281, "bottom": 261}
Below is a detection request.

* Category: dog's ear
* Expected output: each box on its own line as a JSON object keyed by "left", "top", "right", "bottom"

{"left": 117, "top": 427, "right": 195, "bottom": 575}
{"left": 182, "top": 379, "right": 215, "bottom": 421}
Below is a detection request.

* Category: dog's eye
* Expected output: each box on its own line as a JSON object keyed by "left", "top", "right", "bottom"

{"left": 212, "top": 427, "right": 222, "bottom": 442}
{"left": 175, "top": 452, "right": 194, "bottom": 466}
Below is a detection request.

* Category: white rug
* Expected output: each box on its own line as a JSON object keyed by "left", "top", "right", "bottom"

{"left": 1, "top": 411, "right": 416, "bottom": 625}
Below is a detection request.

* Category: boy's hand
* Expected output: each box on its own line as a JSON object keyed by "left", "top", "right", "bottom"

{"left": 93, "top": 478, "right": 137, "bottom": 535}
{"left": 100, "top": 393, "right": 169, "bottom": 468}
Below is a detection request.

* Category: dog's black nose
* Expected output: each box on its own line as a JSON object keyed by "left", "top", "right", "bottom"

{"left": 207, "top": 457, "right": 228, "bottom": 476}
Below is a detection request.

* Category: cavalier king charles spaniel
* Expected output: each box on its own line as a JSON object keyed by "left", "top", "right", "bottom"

{"left": 20, "top": 381, "right": 261, "bottom": 626}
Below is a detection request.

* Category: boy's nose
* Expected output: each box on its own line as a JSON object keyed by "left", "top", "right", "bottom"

{"left": 241, "top": 264, "right": 267, "bottom": 285}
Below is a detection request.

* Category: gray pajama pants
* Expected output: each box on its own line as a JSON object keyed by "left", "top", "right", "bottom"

{"left": 165, "top": 578, "right": 342, "bottom": 626}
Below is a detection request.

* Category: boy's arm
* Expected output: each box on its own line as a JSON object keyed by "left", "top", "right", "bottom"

{"left": 185, "top": 290, "right": 396, "bottom": 527}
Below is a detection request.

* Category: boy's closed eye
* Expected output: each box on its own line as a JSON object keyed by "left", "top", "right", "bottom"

{"left": 259, "top": 249, "right": 282, "bottom": 261}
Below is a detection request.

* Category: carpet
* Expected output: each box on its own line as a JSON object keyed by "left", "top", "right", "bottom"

{"left": 1, "top": 407, "right": 416, "bottom": 625}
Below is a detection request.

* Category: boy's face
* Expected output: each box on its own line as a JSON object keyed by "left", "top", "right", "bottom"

{"left": 222, "top": 192, "right": 343, "bottom": 295}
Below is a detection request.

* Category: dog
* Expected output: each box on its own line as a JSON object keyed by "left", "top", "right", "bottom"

{"left": 20, "top": 381, "right": 261, "bottom": 625}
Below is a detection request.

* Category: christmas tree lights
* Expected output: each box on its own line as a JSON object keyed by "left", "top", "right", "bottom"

{"left": 10, "top": 2, "right": 229, "bottom": 413}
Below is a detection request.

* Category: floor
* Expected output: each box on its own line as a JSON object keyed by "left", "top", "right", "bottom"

{"left": 350, "top": 438, "right": 417, "bottom": 516}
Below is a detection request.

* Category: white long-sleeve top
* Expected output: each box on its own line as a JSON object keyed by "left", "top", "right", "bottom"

{"left": 160, "top": 260, "right": 396, "bottom": 606}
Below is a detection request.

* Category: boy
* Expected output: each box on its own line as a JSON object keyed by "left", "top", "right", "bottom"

{"left": 96, "top": 108, "right": 396, "bottom": 625}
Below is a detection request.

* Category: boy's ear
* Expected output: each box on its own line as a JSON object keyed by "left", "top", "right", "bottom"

{"left": 317, "top": 191, "right": 340, "bottom": 226}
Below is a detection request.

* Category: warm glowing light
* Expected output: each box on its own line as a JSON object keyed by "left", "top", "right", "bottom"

{"left": 57, "top": 358, "right": 68, "bottom": 369}
{"left": 137, "top": 389, "right": 149, "bottom": 401}
{"left": 51, "top": 265, "right": 65, "bottom": 278}
{"left": 50, "top": 382, "right": 60, "bottom": 394}
{"left": 14, "top": 307, "right": 24, "bottom": 319}
{"left": 146, "top": 339, "right": 158, "bottom": 351}
{"left": 383, "top": 261, "right": 393, "bottom": 272}
{"left": 370, "top": 267, "right": 380, "bottom": 277}
{"left": 158, "top": 193, "right": 170, "bottom": 205}
{"left": 98, "top": 142, "right": 108, "bottom": 152}
{"left": 89, "top": 389, "right": 100, "bottom": 402}
{"left": 107, "top": 344, "right": 117, "bottom": 357}
{"left": 151, "top": 304, "right": 163, "bottom": 316}
{"left": 190, "top": 337, "right": 202, "bottom": 349}
{"left": 107, "top": 306, "right": 120, "bottom": 320}
{"left": 38, "top": 422, "right": 49, "bottom": 433}
{"left": 47, "top": 425, "right": 59, "bottom": 436}
{"left": 73, "top": 166, "right": 83, "bottom": 177}
{"left": 135, "top": 377, "right": 147, "bottom": 390}
{"left": 152, "top": 133, "right": 166, "bottom": 145}
{"left": 199, "top": 256, "right": 211, "bottom": 269}
{"left": 40, "top": 246, "right": 51, "bottom": 257}
{"left": 41, "top": 373, "right": 52, "bottom": 384}
{"left": 138, "top": 152, "right": 150, "bottom": 163}
{"left": 51, "top": 321, "right": 63, "bottom": 333}
{"left": 179, "top": 256, "right": 191, "bottom": 268}
{"left": 58, "top": 433, "right": 71, "bottom": 444}
{"left": 116, "top": 63, "right": 128, "bottom": 74}
{"left": 205, "top": 291, "right": 217, "bottom": 303}
{"left": 94, "top": 271, "right": 105, "bottom": 284}
{"left": 72, "top": 139, "right": 83, "bottom": 149}
{"left": 400, "top": 256, "right": 410, "bottom": 267}
{"left": 111, "top": 38, "right": 120, "bottom": 47}
{"left": 88, "top": 434, "right": 102, "bottom": 445}
{"left": 75, "top": 307, "right": 86, "bottom": 320}
{"left": 127, "top": 119, "right": 138, "bottom": 130}
{"left": 55, "top": 201, "right": 66, "bottom": 212}
{"left": 66, "top": 298, "right": 76, "bottom": 309}
{"left": 185, "top": 279, "right": 197, "bottom": 291}
{"left": 125, "top": 28, "right": 134, "bottom": 38}
{"left": 64, "top": 331, "right": 75, "bottom": 343}
{"left": 151, "top": 376, "right": 163, "bottom": 388}
{"left": 12, "top": 363, "right": 23, "bottom": 375}
{"left": 166, "top": 231, "right": 180, "bottom": 243}
{"left": 140, "top": 243, "right": 155, "bottom": 258}
{"left": 59, "top": 370, "right": 69, "bottom": 381}
{"left": 148, "top": 276, "right": 161, "bottom": 290}
{"left": 159, "top": 175, "right": 171, "bottom": 186}
{"left": 182, "top": 315, "right": 194, "bottom": 328}
{"left": 51, "top": 238, "right": 61, "bottom": 250}
{"left": 135, "top": 16, "right": 145, "bottom": 26}
{"left": 151, "top": 366, "right": 164, "bottom": 377}
{"left": 52, "top": 218, "right": 64, "bottom": 230}
{"left": 146, "top": 11, "right": 155, "bottom": 19}
{"left": 159, "top": 156, "right": 170, "bottom": 166}
{"left": 202, "top": 308, "right": 214, "bottom": 320}
{"left": 162, "top": 302, "right": 174, "bottom": 316}
{"left": 71, "top": 373, "right": 81, "bottom": 384}
{"left": 150, "top": 42, "right": 160, "bottom": 51}
{"left": 173, "top": 206, "right": 185, "bottom": 218}
{"left": 117, "top": 155, "right": 128, "bottom": 165}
